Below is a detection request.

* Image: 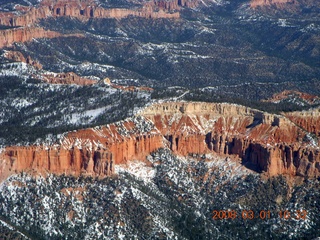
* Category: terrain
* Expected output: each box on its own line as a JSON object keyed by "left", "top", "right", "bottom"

{"left": 0, "top": 0, "right": 319, "bottom": 239}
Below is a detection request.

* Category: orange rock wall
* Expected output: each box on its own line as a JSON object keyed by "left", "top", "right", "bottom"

{"left": 3, "top": 147, "right": 114, "bottom": 177}
{"left": 0, "top": 0, "right": 183, "bottom": 49}
{"left": 0, "top": 27, "right": 60, "bottom": 48}
{"left": 0, "top": 0, "right": 180, "bottom": 28}
{"left": 285, "top": 109, "right": 320, "bottom": 137}
{"left": 1, "top": 102, "right": 319, "bottom": 179}
{"left": 142, "top": 102, "right": 320, "bottom": 178}
{"left": 42, "top": 72, "right": 96, "bottom": 85}
{"left": 1, "top": 118, "right": 165, "bottom": 178}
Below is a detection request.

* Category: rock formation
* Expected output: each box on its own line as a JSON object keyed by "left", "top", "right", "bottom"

{"left": 285, "top": 108, "right": 320, "bottom": 137}
{"left": 42, "top": 72, "right": 96, "bottom": 85}
{"left": 145, "top": 0, "right": 199, "bottom": 11}
{"left": 142, "top": 102, "right": 320, "bottom": 178}
{"left": 0, "top": 0, "right": 181, "bottom": 28}
{"left": 250, "top": 0, "right": 320, "bottom": 10}
{"left": 250, "top": 0, "right": 296, "bottom": 8}
{"left": 1, "top": 102, "right": 319, "bottom": 179}
{"left": 3, "top": 50, "right": 43, "bottom": 69}
{"left": 2, "top": 146, "right": 113, "bottom": 179}
{"left": 0, "top": 0, "right": 186, "bottom": 49}
{"left": 263, "top": 90, "right": 320, "bottom": 105}
{"left": 0, "top": 116, "right": 165, "bottom": 179}
{"left": 0, "top": 27, "right": 61, "bottom": 49}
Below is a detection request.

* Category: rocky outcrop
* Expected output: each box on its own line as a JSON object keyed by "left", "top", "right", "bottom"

{"left": 141, "top": 102, "right": 320, "bottom": 178}
{"left": 1, "top": 102, "right": 319, "bottom": 179}
{"left": 0, "top": 0, "right": 181, "bottom": 48}
{"left": 0, "top": 0, "right": 180, "bottom": 28}
{"left": 3, "top": 146, "right": 113, "bottom": 178}
{"left": 1, "top": 116, "right": 164, "bottom": 178}
{"left": 3, "top": 50, "right": 43, "bottom": 69}
{"left": 0, "top": 27, "right": 60, "bottom": 48}
{"left": 263, "top": 90, "right": 320, "bottom": 105}
{"left": 250, "top": 0, "right": 320, "bottom": 10}
{"left": 250, "top": 0, "right": 296, "bottom": 8}
{"left": 145, "top": 0, "right": 199, "bottom": 11}
{"left": 42, "top": 72, "right": 96, "bottom": 85}
{"left": 285, "top": 108, "right": 320, "bottom": 137}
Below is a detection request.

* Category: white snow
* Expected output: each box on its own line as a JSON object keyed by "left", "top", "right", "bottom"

{"left": 116, "top": 161, "right": 156, "bottom": 182}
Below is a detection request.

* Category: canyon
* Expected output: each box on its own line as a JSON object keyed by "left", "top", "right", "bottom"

{"left": 0, "top": 0, "right": 182, "bottom": 28}
{"left": 1, "top": 102, "right": 319, "bottom": 181}
{"left": 0, "top": 0, "right": 317, "bottom": 49}
{"left": 0, "top": 0, "right": 185, "bottom": 49}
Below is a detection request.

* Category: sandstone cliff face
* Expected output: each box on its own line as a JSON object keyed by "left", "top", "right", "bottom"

{"left": 285, "top": 108, "right": 320, "bottom": 138}
{"left": 141, "top": 102, "right": 320, "bottom": 178}
{"left": 0, "top": 0, "right": 180, "bottom": 28}
{"left": 1, "top": 102, "right": 319, "bottom": 179}
{"left": 0, "top": 27, "right": 60, "bottom": 49}
{"left": 1, "top": 116, "right": 164, "bottom": 178}
{"left": 3, "top": 146, "right": 114, "bottom": 178}
{"left": 0, "top": 0, "right": 181, "bottom": 48}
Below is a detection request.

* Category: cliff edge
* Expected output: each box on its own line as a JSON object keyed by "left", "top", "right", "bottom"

{"left": 0, "top": 102, "right": 319, "bottom": 181}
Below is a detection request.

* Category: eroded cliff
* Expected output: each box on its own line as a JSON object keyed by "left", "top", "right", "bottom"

{"left": 0, "top": 27, "right": 61, "bottom": 49}
{"left": 0, "top": 0, "right": 181, "bottom": 28}
{"left": 142, "top": 102, "right": 320, "bottom": 178}
{"left": 1, "top": 102, "right": 319, "bottom": 180}
{"left": 0, "top": 0, "right": 184, "bottom": 49}
{"left": 0, "top": 116, "right": 164, "bottom": 180}
{"left": 285, "top": 108, "right": 320, "bottom": 137}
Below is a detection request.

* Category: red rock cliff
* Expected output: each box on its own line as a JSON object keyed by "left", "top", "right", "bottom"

{"left": 1, "top": 102, "right": 319, "bottom": 179}
{"left": 0, "top": 27, "right": 60, "bottom": 48}
{"left": 42, "top": 72, "right": 96, "bottom": 85}
{"left": 285, "top": 108, "right": 320, "bottom": 138}
{"left": 0, "top": 116, "right": 165, "bottom": 179}
{"left": 0, "top": 0, "right": 180, "bottom": 28}
{"left": 141, "top": 102, "right": 320, "bottom": 178}
{"left": 0, "top": 0, "right": 181, "bottom": 48}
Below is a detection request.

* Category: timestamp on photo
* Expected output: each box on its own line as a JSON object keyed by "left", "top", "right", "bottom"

{"left": 212, "top": 209, "right": 307, "bottom": 220}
